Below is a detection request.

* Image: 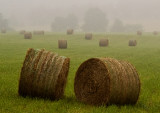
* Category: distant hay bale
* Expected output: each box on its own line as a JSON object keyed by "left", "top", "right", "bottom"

{"left": 18, "top": 48, "right": 70, "bottom": 100}
{"left": 85, "top": 33, "right": 92, "bottom": 40}
{"left": 58, "top": 40, "right": 67, "bottom": 49}
{"left": 24, "top": 32, "right": 32, "bottom": 39}
{"left": 99, "top": 39, "right": 109, "bottom": 47}
{"left": 137, "top": 31, "right": 142, "bottom": 36}
{"left": 153, "top": 31, "right": 158, "bottom": 35}
{"left": 20, "top": 30, "right": 26, "bottom": 34}
{"left": 1, "top": 29, "right": 6, "bottom": 33}
{"left": 67, "top": 29, "right": 74, "bottom": 35}
{"left": 33, "top": 31, "right": 45, "bottom": 35}
{"left": 74, "top": 58, "right": 141, "bottom": 106}
{"left": 129, "top": 40, "right": 137, "bottom": 46}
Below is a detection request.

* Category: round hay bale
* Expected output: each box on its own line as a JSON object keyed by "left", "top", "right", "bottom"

{"left": 99, "top": 39, "right": 109, "bottom": 47}
{"left": 137, "top": 31, "right": 142, "bottom": 36}
{"left": 74, "top": 58, "right": 140, "bottom": 106}
{"left": 85, "top": 33, "right": 92, "bottom": 40}
{"left": 18, "top": 48, "right": 70, "bottom": 100}
{"left": 24, "top": 32, "right": 32, "bottom": 39}
{"left": 129, "top": 40, "right": 137, "bottom": 46}
{"left": 20, "top": 30, "right": 26, "bottom": 34}
{"left": 67, "top": 29, "right": 73, "bottom": 35}
{"left": 33, "top": 31, "right": 44, "bottom": 35}
{"left": 1, "top": 29, "right": 6, "bottom": 33}
{"left": 153, "top": 31, "right": 158, "bottom": 35}
{"left": 58, "top": 40, "right": 67, "bottom": 49}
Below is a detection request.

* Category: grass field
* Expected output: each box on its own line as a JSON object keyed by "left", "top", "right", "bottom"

{"left": 0, "top": 32, "right": 160, "bottom": 113}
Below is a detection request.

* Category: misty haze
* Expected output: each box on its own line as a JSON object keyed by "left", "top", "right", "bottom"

{"left": 0, "top": 0, "right": 160, "bottom": 31}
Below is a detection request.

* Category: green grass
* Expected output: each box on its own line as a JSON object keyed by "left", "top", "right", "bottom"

{"left": 0, "top": 32, "right": 160, "bottom": 113}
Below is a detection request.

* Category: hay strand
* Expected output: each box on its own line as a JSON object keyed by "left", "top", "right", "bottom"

{"left": 74, "top": 58, "right": 140, "bottom": 106}
{"left": 18, "top": 48, "right": 70, "bottom": 100}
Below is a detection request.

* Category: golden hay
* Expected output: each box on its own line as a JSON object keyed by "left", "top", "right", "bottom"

{"left": 74, "top": 58, "right": 141, "bottom": 106}
{"left": 67, "top": 29, "right": 74, "bottom": 35}
{"left": 58, "top": 40, "right": 67, "bottom": 49}
{"left": 24, "top": 32, "right": 32, "bottom": 39}
{"left": 99, "top": 39, "right": 109, "bottom": 47}
{"left": 85, "top": 33, "right": 92, "bottom": 40}
{"left": 18, "top": 48, "right": 70, "bottom": 100}
{"left": 129, "top": 40, "right": 137, "bottom": 46}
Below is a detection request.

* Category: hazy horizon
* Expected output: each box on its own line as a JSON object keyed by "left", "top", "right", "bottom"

{"left": 0, "top": 0, "right": 160, "bottom": 31}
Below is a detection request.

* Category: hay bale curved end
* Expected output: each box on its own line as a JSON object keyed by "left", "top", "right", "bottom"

{"left": 85, "top": 33, "right": 92, "bottom": 40}
{"left": 129, "top": 40, "right": 137, "bottom": 46}
{"left": 74, "top": 58, "right": 140, "bottom": 106}
{"left": 24, "top": 32, "right": 32, "bottom": 39}
{"left": 18, "top": 48, "right": 70, "bottom": 100}
{"left": 58, "top": 40, "right": 67, "bottom": 49}
{"left": 67, "top": 29, "right": 74, "bottom": 35}
{"left": 99, "top": 39, "right": 109, "bottom": 47}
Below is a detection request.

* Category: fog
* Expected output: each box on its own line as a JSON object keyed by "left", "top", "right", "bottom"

{"left": 0, "top": 0, "right": 160, "bottom": 31}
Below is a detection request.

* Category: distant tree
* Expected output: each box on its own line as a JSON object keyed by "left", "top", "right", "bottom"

{"left": 82, "top": 8, "right": 108, "bottom": 32}
{"left": 66, "top": 14, "right": 78, "bottom": 29}
{"left": 0, "top": 13, "right": 10, "bottom": 30}
{"left": 110, "top": 19, "right": 125, "bottom": 32}
{"left": 51, "top": 14, "right": 78, "bottom": 32}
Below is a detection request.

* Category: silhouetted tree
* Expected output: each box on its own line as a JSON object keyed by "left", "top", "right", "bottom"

{"left": 0, "top": 13, "right": 10, "bottom": 30}
{"left": 82, "top": 8, "right": 108, "bottom": 32}
{"left": 51, "top": 14, "right": 78, "bottom": 32}
{"left": 110, "top": 19, "right": 125, "bottom": 32}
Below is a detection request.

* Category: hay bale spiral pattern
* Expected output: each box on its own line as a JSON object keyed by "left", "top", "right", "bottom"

{"left": 74, "top": 58, "right": 140, "bottom": 106}
{"left": 18, "top": 48, "right": 70, "bottom": 100}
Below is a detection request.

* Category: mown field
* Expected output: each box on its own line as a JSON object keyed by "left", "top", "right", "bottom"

{"left": 0, "top": 32, "right": 160, "bottom": 113}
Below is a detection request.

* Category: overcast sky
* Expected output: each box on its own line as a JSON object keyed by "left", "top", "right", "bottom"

{"left": 0, "top": 0, "right": 160, "bottom": 31}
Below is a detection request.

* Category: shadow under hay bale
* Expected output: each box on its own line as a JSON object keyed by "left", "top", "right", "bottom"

{"left": 33, "top": 31, "right": 44, "bottom": 35}
{"left": 74, "top": 58, "right": 141, "bottom": 106}
{"left": 137, "top": 31, "right": 142, "bottom": 36}
{"left": 20, "top": 30, "right": 26, "bottom": 34}
{"left": 1, "top": 29, "right": 6, "bottom": 33}
{"left": 85, "top": 33, "right": 92, "bottom": 40}
{"left": 67, "top": 29, "right": 73, "bottom": 35}
{"left": 24, "top": 32, "right": 32, "bottom": 39}
{"left": 18, "top": 48, "right": 70, "bottom": 100}
{"left": 99, "top": 39, "right": 109, "bottom": 47}
{"left": 153, "top": 31, "right": 158, "bottom": 35}
{"left": 58, "top": 40, "right": 67, "bottom": 49}
{"left": 129, "top": 40, "right": 137, "bottom": 46}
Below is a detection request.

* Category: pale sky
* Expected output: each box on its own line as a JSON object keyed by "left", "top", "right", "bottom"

{"left": 0, "top": 0, "right": 160, "bottom": 31}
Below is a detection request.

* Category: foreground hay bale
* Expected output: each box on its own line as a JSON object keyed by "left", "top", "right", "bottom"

{"left": 18, "top": 48, "right": 70, "bottom": 100}
{"left": 99, "top": 39, "right": 109, "bottom": 47}
{"left": 137, "top": 31, "right": 142, "bottom": 36}
{"left": 129, "top": 40, "right": 137, "bottom": 46}
{"left": 153, "top": 31, "right": 158, "bottom": 35}
{"left": 1, "top": 29, "right": 6, "bottom": 33}
{"left": 24, "top": 32, "right": 32, "bottom": 39}
{"left": 20, "top": 30, "right": 26, "bottom": 34}
{"left": 58, "top": 40, "right": 67, "bottom": 49}
{"left": 67, "top": 29, "right": 73, "bottom": 35}
{"left": 33, "top": 31, "right": 44, "bottom": 35}
{"left": 85, "top": 33, "right": 92, "bottom": 40}
{"left": 74, "top": 58, "right": 140, "bottom": 106}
